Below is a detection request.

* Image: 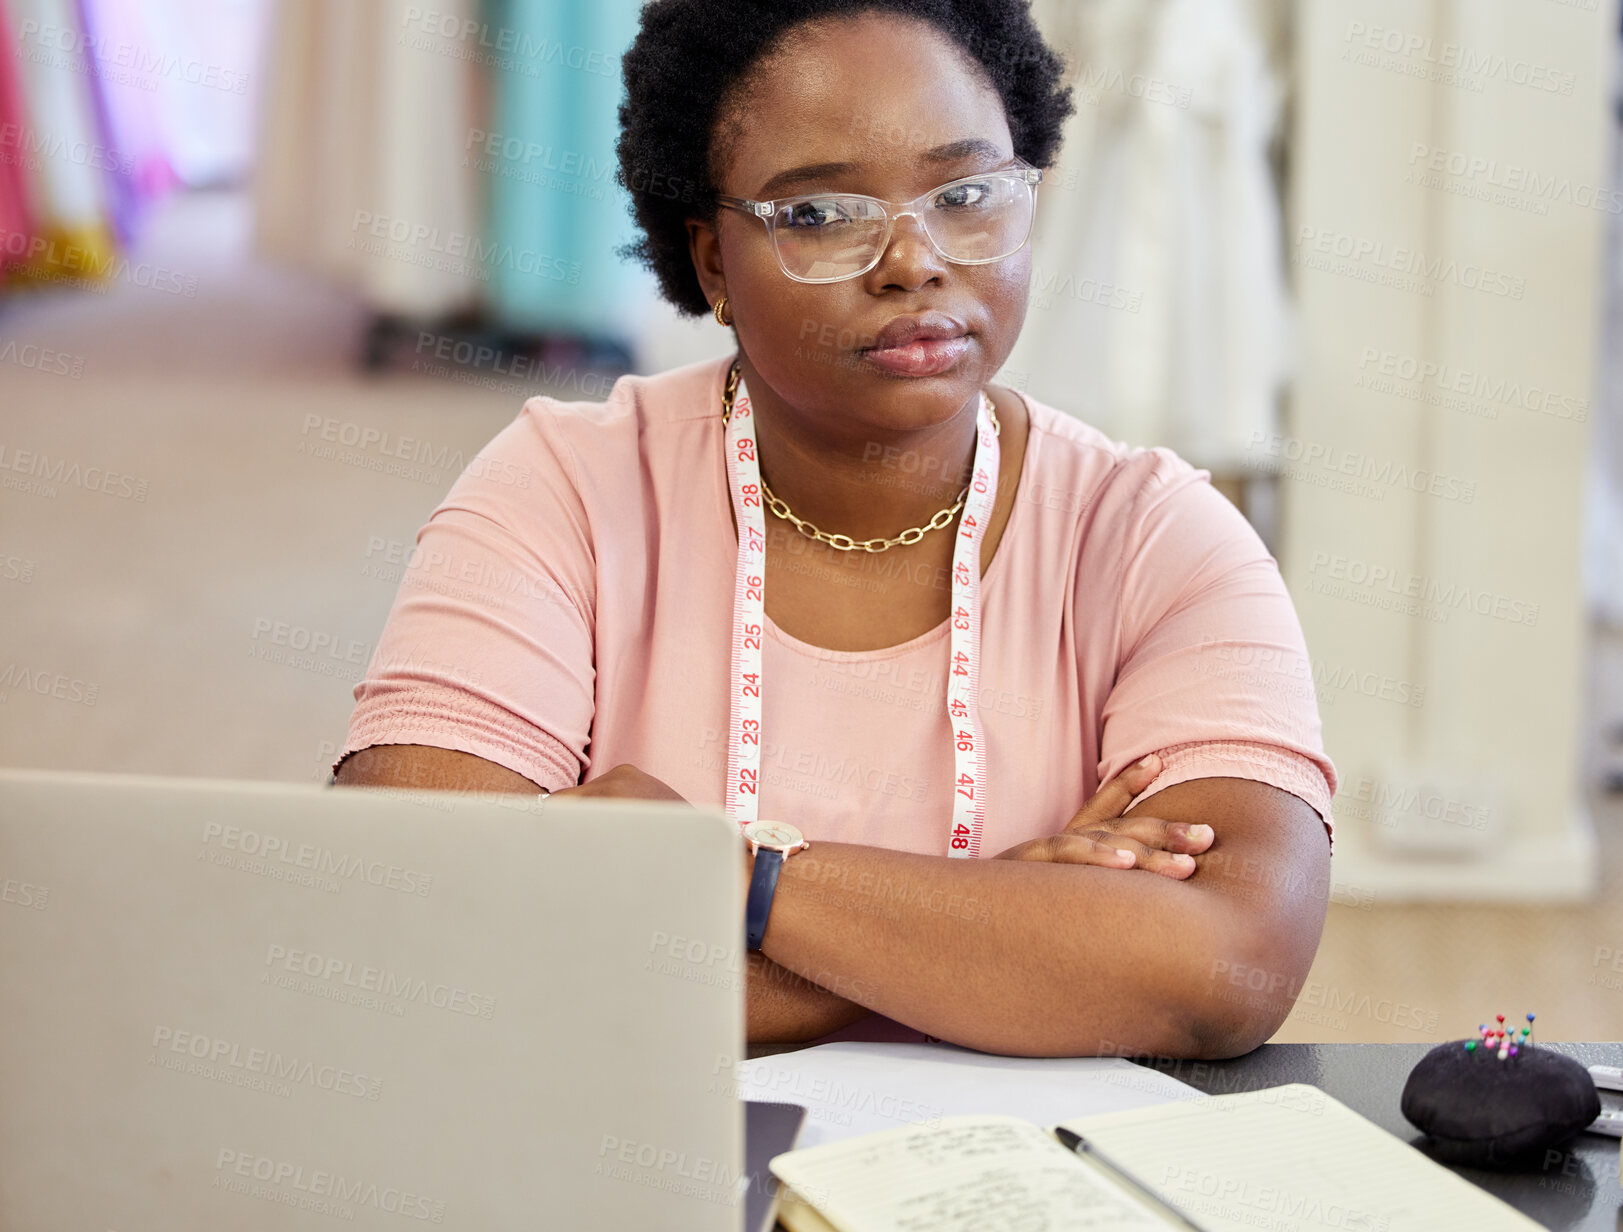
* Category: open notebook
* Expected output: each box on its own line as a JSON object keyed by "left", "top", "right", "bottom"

{"left": 769, "top": 1083, "right": 1544, "bottom": 1231}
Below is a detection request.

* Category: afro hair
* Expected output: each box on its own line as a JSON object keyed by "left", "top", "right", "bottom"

{"left": 614, "top": 0, "right": 1075, "bottom": 317}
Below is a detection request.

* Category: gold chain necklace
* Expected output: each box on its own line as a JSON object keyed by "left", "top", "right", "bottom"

{"left": 721, "top": 362, "right": 1000, "bottom": 555}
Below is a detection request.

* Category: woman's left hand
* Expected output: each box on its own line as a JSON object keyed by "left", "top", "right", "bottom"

{"left": 991, "top": 754, "right": 1215, "bottom": 880}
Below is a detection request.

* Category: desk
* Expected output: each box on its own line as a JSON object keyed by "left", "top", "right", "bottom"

{"left": 1132, "top": 1042, "right": 1623, "bottom": 1231}
{"left": 763, "top": 1041, "right": 1622, "bottom": 1231}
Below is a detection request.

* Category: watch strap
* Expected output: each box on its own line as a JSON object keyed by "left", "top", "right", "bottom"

{"left": 744, "top": 848, "right": 785, "bottom": 951}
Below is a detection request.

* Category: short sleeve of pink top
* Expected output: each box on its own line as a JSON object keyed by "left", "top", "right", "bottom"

{"left": 337, "top": 352, "right": 1338, "bottom": 847}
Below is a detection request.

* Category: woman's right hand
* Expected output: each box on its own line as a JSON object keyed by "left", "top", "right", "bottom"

{"left": 991, "top": 754, "right": 1215, "bottom": 879}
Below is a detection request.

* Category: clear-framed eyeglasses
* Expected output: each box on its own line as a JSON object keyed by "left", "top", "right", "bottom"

{"left": 714, "top": 159, "right": 1044, "bottom": 284}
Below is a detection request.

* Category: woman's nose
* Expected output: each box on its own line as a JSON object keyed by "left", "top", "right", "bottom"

{"left": 868, "top": 209, "right": 949, "bottom": 288}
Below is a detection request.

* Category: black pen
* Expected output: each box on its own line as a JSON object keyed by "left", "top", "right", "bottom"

{"left": 1053, "top": 1126, "right": 1212, "bottom": 1231}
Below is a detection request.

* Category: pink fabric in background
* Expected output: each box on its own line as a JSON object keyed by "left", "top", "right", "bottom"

{"left": 0, "top": 0, "right": 39, "bottom": 262}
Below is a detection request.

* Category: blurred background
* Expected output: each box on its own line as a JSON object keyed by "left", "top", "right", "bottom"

{"left": 2, "top": 0, "right": 1620, "bottom": 1042}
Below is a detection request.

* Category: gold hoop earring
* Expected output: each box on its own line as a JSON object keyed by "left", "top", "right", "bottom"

{"left": 713, "top": 295, "right": 732, "bottom": 327}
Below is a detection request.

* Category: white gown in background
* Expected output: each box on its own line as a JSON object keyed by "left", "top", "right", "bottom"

{"left": 1011, "top": 0, "right": 1292, "bottom": 470}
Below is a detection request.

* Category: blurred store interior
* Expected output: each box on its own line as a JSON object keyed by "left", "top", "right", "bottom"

{"left": 3, "top": 0, "right": 1623, "bottom": 1040}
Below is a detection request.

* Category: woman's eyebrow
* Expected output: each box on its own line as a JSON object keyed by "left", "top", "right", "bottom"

{"left": 752, "top": 136, "right": 1005, "bottom": 198}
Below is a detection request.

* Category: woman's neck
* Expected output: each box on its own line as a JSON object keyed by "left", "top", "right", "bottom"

{"left": 736, "top": 362, "right": 986, "bottom": 543}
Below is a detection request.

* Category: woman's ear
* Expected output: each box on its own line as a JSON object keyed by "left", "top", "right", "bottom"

{"left": 687, "top": 216, "right": 725, "bottom": 306}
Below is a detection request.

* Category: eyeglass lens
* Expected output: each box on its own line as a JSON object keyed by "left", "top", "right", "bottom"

{"left": 769, "top": 172, "right": 1035, "bottom": 282}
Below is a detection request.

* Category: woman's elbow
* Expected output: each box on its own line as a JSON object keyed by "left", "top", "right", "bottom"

{"left": 1180, "top": 995, "right": 1293, "bottom": 1060}
{"left": 940, "top": 978, "right": 1282, "bottom": 1061}
{"left": 1178, "top": 927, "right": 1324, "bottom": 1059}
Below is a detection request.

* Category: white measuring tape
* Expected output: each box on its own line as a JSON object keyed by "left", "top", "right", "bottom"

{"left": 721, "top": 368, "right": 1001, "bottom": 857}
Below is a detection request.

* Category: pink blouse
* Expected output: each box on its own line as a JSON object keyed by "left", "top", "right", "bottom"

{"left": 336, "top": 352, "right": 1336, "bottom": 857}
{"left": 337, "top": 353, "right": 1338, "bottom": 1048}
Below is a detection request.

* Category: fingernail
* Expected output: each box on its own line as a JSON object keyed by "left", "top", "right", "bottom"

{"left": 1136, "top": 754, "right": 1160, "bottom": 772}
{"left": 1173, "top": 854, "right": 1196, "bottom": 870}
{"left": 1187, "top": 824, "right": 1213, "bottom": 844}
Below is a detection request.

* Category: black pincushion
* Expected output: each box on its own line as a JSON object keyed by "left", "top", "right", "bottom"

{"left": 1400, "top": 1041, "right": 1600, "bottom": 1167}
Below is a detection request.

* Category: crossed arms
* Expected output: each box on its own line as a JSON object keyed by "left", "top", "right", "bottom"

{"left": 337, "top": 745, "right": 1331, "bottom": 1059}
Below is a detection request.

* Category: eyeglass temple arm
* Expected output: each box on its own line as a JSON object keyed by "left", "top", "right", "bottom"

{"left": 714, "top": 194, "right": 775, "bottom": 216}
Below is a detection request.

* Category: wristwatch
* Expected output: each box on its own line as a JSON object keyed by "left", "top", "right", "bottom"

{"left": 742, "top": 819, "right": 809, "bottom": 951}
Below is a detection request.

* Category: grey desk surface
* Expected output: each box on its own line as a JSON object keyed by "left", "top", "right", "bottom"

{"left": 1130, "top": 1042, "right": 1623, "bottom": 1232}
{"left": 764, "top": 1041, "right": 1623, "bottom": 1230}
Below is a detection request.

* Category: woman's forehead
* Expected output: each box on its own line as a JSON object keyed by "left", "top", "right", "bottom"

{"left": 719, "top": 17, "right": 1009, "bottom": 195}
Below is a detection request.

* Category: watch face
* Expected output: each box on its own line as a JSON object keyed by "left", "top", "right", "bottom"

{"left": 743, "top": 820, "right": 804, "bottom": 851}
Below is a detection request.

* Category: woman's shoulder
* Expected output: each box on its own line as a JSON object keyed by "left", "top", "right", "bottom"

{"left": 521, "top": 353, "right": 730, "bottom": 432}
{"left": 482, "top": 354, "right": 730, "bottom": 498}
{"left": 1008, "top": 384, "right": 1214, "bottom": 518}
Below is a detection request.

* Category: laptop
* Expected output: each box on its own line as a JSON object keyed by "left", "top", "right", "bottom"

{"left": 0, "top": 768, "right": 746, "bottom": 1230}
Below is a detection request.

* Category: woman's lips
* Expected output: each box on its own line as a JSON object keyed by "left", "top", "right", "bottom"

{"left": 858, "top": 335, "right": 970, "bottom": 377}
